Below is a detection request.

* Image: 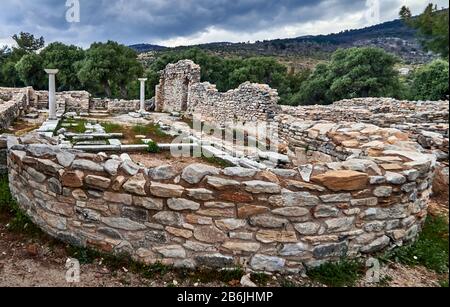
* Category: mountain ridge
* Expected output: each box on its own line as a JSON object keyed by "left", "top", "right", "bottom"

{"left": 130, "top": 16, "right": 437, "bottom": 64}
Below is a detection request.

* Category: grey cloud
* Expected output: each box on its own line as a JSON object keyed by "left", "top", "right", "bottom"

{"left": 0, "top": 0, "right": 448, "bottom": 47}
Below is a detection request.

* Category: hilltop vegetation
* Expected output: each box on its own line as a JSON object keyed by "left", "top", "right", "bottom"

{"left": 132, "top": 17, "right": 437, "bottom": 65}
{"left": 0, "top": 4, "right": 448, "bottom": 105}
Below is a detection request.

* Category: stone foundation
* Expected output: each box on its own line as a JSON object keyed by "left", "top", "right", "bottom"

{"left": 6, "top": 129, "right": 433, "bottom": 272}
{"left": 0, "top": 87, "right": 30, "bottom": 130}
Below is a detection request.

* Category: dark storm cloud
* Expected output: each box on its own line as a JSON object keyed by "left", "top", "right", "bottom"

{"left": 0, "top": 0, "right": 447, "bottom": 47}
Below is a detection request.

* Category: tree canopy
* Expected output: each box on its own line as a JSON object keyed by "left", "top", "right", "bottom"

{"left": 295, "top": 47, "right": 400, "bottom": 105}
{"left": 77, "top": 41, "right": 142, "bottom": 98}
{"left": 400, "top": 4, "right": 449, "bottom": 58}
{"left": 15, "top": 53, "right": 46, "bottom": 88}
{"left": 40, "top": 42, "right": 85, "bottom": 91}
{"left": 409, "top": 59, "right": 449, "bottom": 101}
{"left": 12, "top": 32, "right": 45, "bottom": 53}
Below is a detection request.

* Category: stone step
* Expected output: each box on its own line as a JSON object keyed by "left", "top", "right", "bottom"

{"left": 65, "top": 133, "right": 124, "bottom": 139}
{"left": 108, "top": 139, "right": 122, "bottom": 146}
{"left": 73, "top": 145, "right": 121, "bottom": 152}
{"left": 75, "top": 140, "right": 109, "bottom": 146}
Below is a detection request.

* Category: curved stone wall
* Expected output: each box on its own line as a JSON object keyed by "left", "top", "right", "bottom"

{"left": 6, "top": 125, "right": 435, "bottom": 272}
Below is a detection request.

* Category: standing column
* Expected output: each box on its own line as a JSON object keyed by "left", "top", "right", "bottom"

{"left": 138, "top": 78, "right": 148, "bottom": 113}
{"left": 45, "top": 69, "right": 59, "bottom": 120}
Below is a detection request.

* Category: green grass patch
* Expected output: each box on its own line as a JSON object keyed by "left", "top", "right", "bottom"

{"left": 383, "top": 216, "right": 449, "bottom": 274}
{"left": 62, "top": 119, "right": 88, "bottom": 134}
{"left": 439, "top": 278, "right": 449, "bottom": 287}
{"left": 67, "top": 245, "right": 171, "bottom": 279}
{"left": 102, "top": 122, "right": 124, "bottom": 134}
{"left": 251, "top": 272, "right": 271, "bottom": 286}
{"left": 0, "top": 175, "right": 43, "bottom": 236}
{"left": 132, "top": 124, "right": 166, "bottom": 137}
{"left": 146, "top": 141, "right": 160, "bottom": 153}
{"left": 307, "top": 260, "right": 365, "bottom": 287}
{"left": 280, "top": 278, "right": 296, "bottom": 287}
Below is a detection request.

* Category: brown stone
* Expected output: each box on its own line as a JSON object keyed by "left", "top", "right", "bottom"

{"left": 122, "top": 173, "right": 147, "bottom": 196}
{"left": 255, "top": 171, "right": 280, "bottom": 184}
{"left": 222, "top": 241, "right": 260, "bottom": 253}
{"left": 61, "top": 170, "right": 84, "bottom": 188}
{"left": 311, "top": 170, "right": 368, "bottom": 192}
{"left": 194, "top": 225, "right": 227, "bottom": 243}
{"left": 220, "top": 191, "right": 254, "bottom": 203}
{"left": 166, "top": 226, "right": 193, "bottom": 239}
{"left": 103, "top": 191, "right": 132, "bottom": 205}
{"left": 85, "top": 175, "right": 111, "bottom": 190}
{"left": 342, "top": 140, "right": 359, "bottom": 148}
{"left": 197, "top": 208, "right": 235, "bottom": 218}
{"left": 185, "top": 214, "right": 213, "bottom": 225}
{"left": 255, "top": 230, "right": 297, "bottom": 243}
{"left": 112, "top": 176, "right": 126, "bottom": 191}
{"left": 237, "top": 205, "right": 270, "bottom": 218}
{"left": 150, "top": 182, "right": 184, "bottom": 198}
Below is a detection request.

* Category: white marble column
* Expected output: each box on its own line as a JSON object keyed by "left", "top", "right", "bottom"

{"left": 138, "top": 78, "right": 148, "bottom": 113}
{"left": 45, "top": 69, "right": 59, "bottom": 120}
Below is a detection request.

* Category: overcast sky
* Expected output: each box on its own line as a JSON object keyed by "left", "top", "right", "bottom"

{"left": 0, "top": 0, "right": 448, "bottom": 48}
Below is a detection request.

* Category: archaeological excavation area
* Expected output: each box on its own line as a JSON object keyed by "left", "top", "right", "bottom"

{"left": 0, "top": 60, "right": 448, "bottom": 273}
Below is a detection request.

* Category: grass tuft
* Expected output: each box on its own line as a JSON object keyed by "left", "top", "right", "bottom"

{"left": 383, "top": 216, "right": 449, "bottom": 274}
{"left": 146, "top": 141, "right": 160, "bottom": 153}
{"left": 102, "top": 122, "right": 124, "bottom": 134}
{"left": 251, "top": 272, "right": 271, "bottom": 286}
{"left": 307, "top": 259, "right": 365, "bottom": 287}
{"left": 0, "top": 175, "right": 43, "bottom": 236}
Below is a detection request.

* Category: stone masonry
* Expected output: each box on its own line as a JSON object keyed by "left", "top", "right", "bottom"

{"left": 155, "top": 60, "right": 280, "bottom": 125}
{"left": 155, "top": 60, "right": 201, "bottom": 113}
{"left": 6, "top": 127, "right": 433, "bottom": 272}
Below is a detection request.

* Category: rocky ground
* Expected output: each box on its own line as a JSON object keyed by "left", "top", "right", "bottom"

{"left": 0, "top": 198, "right": 448, "bottom": 288}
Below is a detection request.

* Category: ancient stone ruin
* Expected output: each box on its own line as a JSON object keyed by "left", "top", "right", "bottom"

{"left": 0, "top": 59, "right": 448, "bottom": 273}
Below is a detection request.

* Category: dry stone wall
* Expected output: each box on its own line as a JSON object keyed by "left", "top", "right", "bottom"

{"left": 156, "top": 60, "right": 281, "bottom": 126}
{"left": 6, "top": 130, "right": 433, "bottom": 272}
{"left": 0, "top": 87, "right": 30, "bottom": 130}
{"left": 156, "top": 60, "right": 201, "bottom": 113}
{"left": 33, "top": 90, "right": 91, "bottom": 114}
{"left": 188, "top": 82, "right": 280, "bottom": 125}
{"left": 281, "top": 98, "right": 449, "bottom": 156}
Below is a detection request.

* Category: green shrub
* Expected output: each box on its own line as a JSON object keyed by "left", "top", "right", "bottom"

{"left": 409, "top": 59, "right": 449, "bottom": 101}
{"left": 146, "top": 141, "right": 160, "bottom": 153}
{"left": 296, "top": 47, "right": 401, "bottom": 105}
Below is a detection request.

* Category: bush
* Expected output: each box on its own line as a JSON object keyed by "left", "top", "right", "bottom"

{"left": 409, "top": 59, "right": 449, "bottom": 100}
{"left": 146, "top": 141, "right": 160, "bottom": 153}
{"left": 296, "top": 47, "right": 401, "bottom": 105}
